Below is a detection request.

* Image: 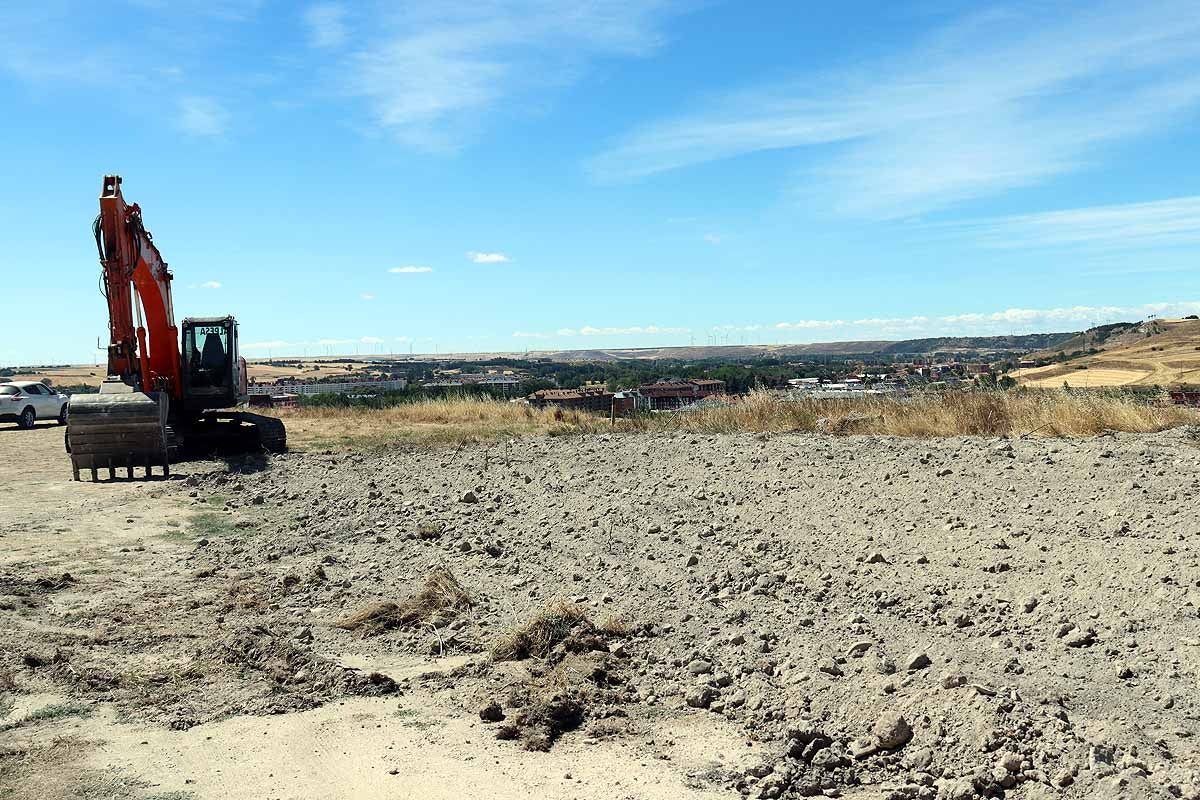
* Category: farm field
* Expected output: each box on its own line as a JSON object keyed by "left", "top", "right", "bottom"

{"left": 1013, "top": 318, "right": 1200, "bottom": 388}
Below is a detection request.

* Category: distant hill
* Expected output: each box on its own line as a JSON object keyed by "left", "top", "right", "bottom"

{"left": 509, "top": 332, "right": 1075, "bottom": 362}
{"left": 1013, "top": 318, "right": 1200, "bottom": 387}
{"left": 1027, "top": 321, "right": 1146, "bottom": 360}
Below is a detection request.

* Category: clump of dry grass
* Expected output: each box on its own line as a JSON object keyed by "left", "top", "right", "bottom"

{"left": 596, "top": 616, "right": 635, "bottom": 637}
{"left": 490, "top": 601, "right": 591, "bottom": 662}
{"left": 266, "top": 388, "right": 1199, "bottom": 451}
{"left": 336, "top": 568, "right": 472, "bottom": 635}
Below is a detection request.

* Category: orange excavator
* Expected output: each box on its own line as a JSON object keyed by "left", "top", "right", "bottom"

{"left": 66, "top": 175, "right": 285, "bottom": 480}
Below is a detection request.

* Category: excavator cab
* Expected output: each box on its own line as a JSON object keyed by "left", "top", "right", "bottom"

{"left": 180, "top": 316, "right": 244, "bottom": 412}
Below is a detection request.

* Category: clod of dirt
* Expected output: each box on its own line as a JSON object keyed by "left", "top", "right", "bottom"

{"left": 509, "top": 692, "right": 584, "bottom": 752}
{"left": 335, "top": 567, "right": 472, "bottom": 636}
{"left": 479, "top": 701, "right": 504, "bottom": 722}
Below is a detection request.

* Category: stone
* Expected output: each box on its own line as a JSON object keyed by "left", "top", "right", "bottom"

{"left": 846, "top": 641, "right": 872, "bottom": 658}
{"left": 687, "top": 659, "right": 713, "bottom": 676}
{"left": 460, "top": 491, "right": 478, "bottom": 504}
{"left": 819, "top": 658, "right": 844, "bottom": 677}
{"left": 872, "top": 711, "right": 913, "bottom": 750}
{"left": 905, "top": 651, "right": 932, "bottom": 671}
{"left": 998, "top": 752, "right": 1022, "bottom": 773}
{"left": 685, "top": 684, "right": 717, "bottom": 709}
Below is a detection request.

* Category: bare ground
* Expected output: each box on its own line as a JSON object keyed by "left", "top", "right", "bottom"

{"left": 2, "top": 420, "right": 1200, "bottom": 799}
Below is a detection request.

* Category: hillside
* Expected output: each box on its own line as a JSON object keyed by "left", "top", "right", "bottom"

{"left": 1013, "top": 318, "right": 1200, "bottom": 387}
{"left": 448, "top": 331, "right": 1076, "bottom": 363}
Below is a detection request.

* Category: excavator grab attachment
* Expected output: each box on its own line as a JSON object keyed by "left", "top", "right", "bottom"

{"left": 67, "top": 387, "right": 169, "bottom": 481}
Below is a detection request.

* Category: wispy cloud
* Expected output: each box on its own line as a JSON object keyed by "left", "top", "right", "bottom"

{"left": 388, "top": 265, "right": 433, "bottom": 273}
{"left": 195, "top": 280, "right": 223, "bottom": 289}
{"left": 304, "top": 3, "right": 348, "bottom": 49}
{"left": 948, "top": 195, "right": 1200, "bottom": 250}
{"left": 178, "top": 96, "right": 230, "bottom": 137}
{"left": 702, "top": 233, "right": 722, "bottom": 244}
{"left": 360, "top": 336, "right": 384, "bottom": 344}
{"left": 342, "top": 1, "right": 683, "bottom": 151}
{"left": 467, "top": 251, "right": 511, "bottom": 264}
{"left": 766, "top": 301, "right": 1200, "bottom": 338}
{"left": 360, "top": 292, "right": 376, "bottom": 300}
{"left": 589, "top": 0, "right": 1200, "bottom": 218}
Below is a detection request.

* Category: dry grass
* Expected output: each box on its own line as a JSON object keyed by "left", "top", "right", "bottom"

{"left": 269, "top": 389, "right": 1198, "bottom": 451}
{"left": 596, "top": 616, "right": 635, "bottom": 637}
{"left": 490, "top": 601, "right": 591, "bottom": 662}
{"left": 650, "top": 389, "right": 1198, "bottom": 437}
{"left": 267, "top": 396, "right": 608, "bottom": 451}
{"left": 335, "top": 568, "right": 472, "bottom": 635}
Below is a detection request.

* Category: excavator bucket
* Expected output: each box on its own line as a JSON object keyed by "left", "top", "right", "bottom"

{"left": 66, "top": 391, "right": 169, "bottom": 481}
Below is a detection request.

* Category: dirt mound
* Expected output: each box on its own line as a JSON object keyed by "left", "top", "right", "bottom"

{"left": 483, "top": 603, "right": 633, "bottom": 751}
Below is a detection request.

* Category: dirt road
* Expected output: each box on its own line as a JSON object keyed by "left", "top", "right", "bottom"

{"left": 3, "top": 421, "right": 1200, "bottom": 799}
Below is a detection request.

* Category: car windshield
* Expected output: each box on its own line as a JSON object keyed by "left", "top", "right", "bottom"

{"left": 0, "top": 385, "right": 19, "bottom": 395}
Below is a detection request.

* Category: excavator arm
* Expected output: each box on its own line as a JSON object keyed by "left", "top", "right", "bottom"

{"left": 94, "top": 175, "right": 182, "bottom": 397}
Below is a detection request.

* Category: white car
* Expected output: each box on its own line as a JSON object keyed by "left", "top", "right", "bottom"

{"left": 0, "top": 381, "right": 69, "bottom": 429}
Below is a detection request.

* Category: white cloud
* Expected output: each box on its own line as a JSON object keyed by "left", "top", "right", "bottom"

{"left": 360, "top": 336, "right": 384, "bottom": 344}
{"left": 589, "top": 0, "right": 1200, "bottom": 218}
{"left": 467, "top": 251, "right": 511, "bottom": 264}
{"left": 702, "top": 233, "right": 721, "bottom": 244}
{"left": 304, "top": 3, "right": 348, "bottom": 49}
{"left": 388, "top": 265, "right": 433, "bottom": 273}
{"left": 556, "top": 328, "right": 577, "bottom": 337}
{"left": 766, "top": 301, "right": 1200, "bottom": 339}
{"left": 512, "top": 331, "right": 548, "bottom": 338}
{"left": 344, "top": 1, "right": 682, "bottom": 151}
{"left": 948, "top": 195, "right": 1200, "bottom": 250}
{"left": 178, "top": 96, "right": 230, "bottom": 137}
{"left": 360, "top": 292, "right": 376, "bottom": 300}
{"left": 198, "top": 280, "right": 222, "bottom": 289}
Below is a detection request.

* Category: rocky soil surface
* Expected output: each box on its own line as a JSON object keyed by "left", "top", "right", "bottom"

{"left": 5, "top": 426, "right": 1200, "bottom": 799}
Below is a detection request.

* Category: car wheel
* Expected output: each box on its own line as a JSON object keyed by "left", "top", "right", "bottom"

{"left": 58, "top": 404, "right": 68, "bottom": 425}
{"left": 18, "top": 406, "right": 35, "bottom": 429}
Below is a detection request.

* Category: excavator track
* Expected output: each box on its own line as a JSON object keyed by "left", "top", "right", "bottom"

{"left": 242, "top": 413, "right": 287, "bottom": 454}
{"left": 66, "top": 392, "right": 169, "bottom": 481}
{"left": 181, "top": 411, "right": 287, "bottom": 457}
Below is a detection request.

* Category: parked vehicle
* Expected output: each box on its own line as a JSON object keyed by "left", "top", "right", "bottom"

{"left": 0, "top": 381, "right": 69, "bottom": 429}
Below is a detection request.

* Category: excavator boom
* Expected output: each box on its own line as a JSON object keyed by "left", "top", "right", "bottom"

{"left": 93, "top": 175, "right": 182, "bottom": 396}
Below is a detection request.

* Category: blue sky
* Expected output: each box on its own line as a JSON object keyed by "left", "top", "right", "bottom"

{"left": 2, "top": 0, "right": 1199, "bottom": 365}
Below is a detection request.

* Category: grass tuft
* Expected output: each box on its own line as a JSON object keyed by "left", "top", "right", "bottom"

{"left": 490, "top": 601, "right": 591, "bottom": 662}
{"left": 0, "top": 702, "right": 92, "bottom": 732}
{"left": 335, "top": 568, "right": 472, "bottom": 635}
